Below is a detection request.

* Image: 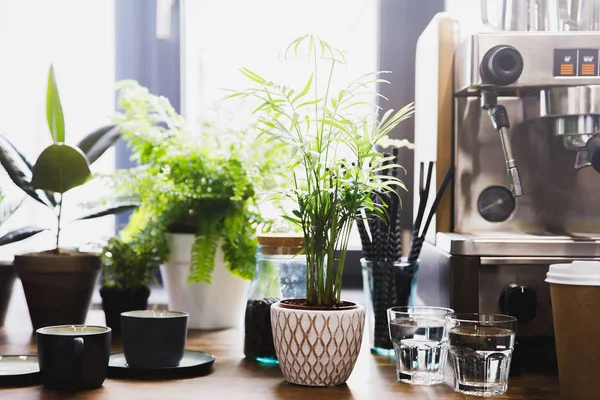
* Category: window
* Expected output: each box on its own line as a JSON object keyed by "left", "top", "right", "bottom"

{"left": 0, "top": 0, "right": 115, "bottom": 258}
{"left": 181, "top": 0, "right": 378, "bottom": 249}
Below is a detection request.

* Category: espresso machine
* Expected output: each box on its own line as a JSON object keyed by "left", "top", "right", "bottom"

{"left": 414, "top": 0, "right": 600, "bottom": 369}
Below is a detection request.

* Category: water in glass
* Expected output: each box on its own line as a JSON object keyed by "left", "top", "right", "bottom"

{"left": 449, "top": 325, "right": 515, "bottom": 396}
{"left": 389, "top": 317, "right": 448, "bottom": 385}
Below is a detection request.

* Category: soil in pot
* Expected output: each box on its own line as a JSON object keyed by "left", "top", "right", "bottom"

{"left": 0, "top": 261, "right": 16, "bottom": 326}
{"left": 15, "top": 251, "right": 100, "bottom": 331}
{"left": 100, "top": 286, "right": 150, "bottom": 335}
{"left": 244, "top": 297, "right": 279, "bottom": 361}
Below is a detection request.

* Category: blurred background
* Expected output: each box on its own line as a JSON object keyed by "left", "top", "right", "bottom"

{"left": 0, "top": 0, "right": 483, "bottom": 284}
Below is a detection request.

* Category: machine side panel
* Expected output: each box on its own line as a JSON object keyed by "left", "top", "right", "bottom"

{"left": 414, "top": 12, "right": 456, "bottom": 243}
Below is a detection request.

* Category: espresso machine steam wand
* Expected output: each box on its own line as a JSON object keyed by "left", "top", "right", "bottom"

{"left": 480, "top": 88, "right": 524, "bottom": 197}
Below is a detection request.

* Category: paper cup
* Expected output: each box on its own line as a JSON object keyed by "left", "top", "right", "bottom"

{"left": 546, "top": 261, "right": 600, "bottom": 400}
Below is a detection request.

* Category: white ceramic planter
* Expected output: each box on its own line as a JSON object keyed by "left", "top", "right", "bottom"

{"left": 160, "top": 233, "right": 249, "bottom": 330}
{"left": 271, "top": 301, "right": 365, "bottom": 387}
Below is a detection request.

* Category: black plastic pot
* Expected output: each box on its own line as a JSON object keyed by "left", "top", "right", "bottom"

{"left": 100, "top": 286, "right": 150, "bottom": 335}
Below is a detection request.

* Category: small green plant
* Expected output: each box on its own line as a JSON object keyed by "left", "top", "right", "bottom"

{"left": 100, "top": 236, "right": 158, "bottom": 290}
{"left": 0, "top": 65, "right": 136, "bottom": 251}
{"left": 112, "top": 80, "right": 286, "bottom": 283}
{"left": 228, "top": 35, "right": 414, "bottom": 306}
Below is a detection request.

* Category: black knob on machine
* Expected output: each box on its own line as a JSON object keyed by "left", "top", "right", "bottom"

{"left": 480, "top": 45, "right": 524, "bottom": 86}
{"left": 586, "top": 136, "right": 600, "bottom": 173}
{"left": 591, "top": 149, "right": 600, "bottom": 173}
{"left": 498, "top": 284, "right": 537, "bottom": 323}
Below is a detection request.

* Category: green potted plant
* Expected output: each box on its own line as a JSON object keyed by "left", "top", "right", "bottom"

{"left": 111, "top": 81, "right": 285, "bottom": 329}
{"left": 229, "top": 35, "right": 414, "bottom": 386}
{"left": 0, "top": 190, "right": 46, "bottom": 326}
{"left": 99, "top": 234, "right": 158, "bottom": 334}
{"left": 0, "top": 66, "right": 135, "bottom": 330}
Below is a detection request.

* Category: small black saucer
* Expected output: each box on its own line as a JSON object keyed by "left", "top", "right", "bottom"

{"left": 107, "top": 350, "right": 215, "bottom": 379}
{"left": 0, "top": 355, "right": 40, "bottom": 387}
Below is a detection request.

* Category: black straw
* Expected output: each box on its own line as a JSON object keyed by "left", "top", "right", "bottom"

{"left": 408, "top": 164, "right": 454, "bottom": 264}
{"left": 408, "top": 162, "right": 434, "bottom": 263}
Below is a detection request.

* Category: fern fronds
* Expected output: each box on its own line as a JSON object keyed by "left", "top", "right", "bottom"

{"left": 188, "top": 212, "right": 221, "bottom": 283}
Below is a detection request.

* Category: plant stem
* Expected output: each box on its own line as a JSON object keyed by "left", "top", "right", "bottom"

{"left": 335, "top": 220, "right": 353, "bottom": 303}
{"left": 56, "top": 195, "right": 62, "bottom": 252}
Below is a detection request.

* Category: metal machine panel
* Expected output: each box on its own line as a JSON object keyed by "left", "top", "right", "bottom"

{"left": 455, "top": 32, "right": 600, "bottom": 93}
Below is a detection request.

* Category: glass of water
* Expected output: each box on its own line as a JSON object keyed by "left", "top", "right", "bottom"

{"left": 447, "top": 313, "right": 517, "bottom": 396}
{"left": 387, "top": 306, "right": 454, "bottom": 385}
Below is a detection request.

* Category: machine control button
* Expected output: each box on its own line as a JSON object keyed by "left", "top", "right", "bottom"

{"left": 498, "top": 284, "right": 537, "bottom": 323}
{"left": 477, "top": 186, "right": 516, "bottom": 222}
{"left": 586, "top": 136, "right": 600, "bottom": 173}
{"left": 591, "top": 149, "right": 600, "bottom": 173}
{"left": 578, "top": 49, "right": 598, "bottom": 76}
{"left": 554, "top": 49, "right": 578, "bottom": 76}
{"left": 480, "top": 45, "right": 524, "bottom": 86}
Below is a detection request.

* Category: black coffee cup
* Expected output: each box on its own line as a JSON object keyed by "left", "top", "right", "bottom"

{"left": 121, "top": 310, "right": 188, "bottom": 369}
{"left": 36, "top": 325, "right": 111, "bottom": 390}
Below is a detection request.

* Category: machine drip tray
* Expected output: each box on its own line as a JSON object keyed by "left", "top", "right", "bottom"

{"left": 436, "top": 232, "right": 600, "bottom": 257}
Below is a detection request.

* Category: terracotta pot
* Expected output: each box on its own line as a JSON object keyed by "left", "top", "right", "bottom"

{"left": 160, "top": 233, "right": 249, "bottom": 329}
{"left": 100, "top": 286, "right": 150, "bottom": 335}
{"left": 0, "top": 261, "right": 16, "bottom": 326}
{"left": 15, "top": 252, "right": 100, "bottom": 330}
{"left": 271, "top": 299, "right": 365, "bottom": 387}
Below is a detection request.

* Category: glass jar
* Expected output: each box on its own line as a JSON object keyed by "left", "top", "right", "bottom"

{"left": 361, "top": 258, "right": 419, "bottom": 356}
{"left": 244, "top": 234, "right": 306, "bottom": 363}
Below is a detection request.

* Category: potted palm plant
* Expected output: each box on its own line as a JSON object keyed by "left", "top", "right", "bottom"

{"left": 112, "top": 81, "right": 285, "bottom": 329}
{"left": 0, "top": 190, "right": 46, "bottom": 326}
{"left": 0, "top": 66, "right": 135, "bottom": 330}
{"left": 229, "top": 35, "right": 414, "bottom": 386}
{"left": 99, "top": 234, "right": 158, "bottom": 334}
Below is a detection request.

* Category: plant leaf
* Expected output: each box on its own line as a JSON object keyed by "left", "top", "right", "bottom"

{"left": 239, "top": 67, "right": 266, "bottom": 84}
{"left": 0, "top": 227, "right": 47, "bottom": 247}
{"left": 0, "top": 135, "right": 54, "bottom": 208}
{"left": 75, "top": 202, "right": 138, "bottom": 221}
{"left": 76, "top": 125, "right": 122, "bottom": 164}
{"left": 297, "top": 98, "right": 323, "bottom": 108}
{"left": 31, "top": 144, "right": 91, "bottom": 194}
{"left": 46, "top": 65, "right": 65, "bottom": 143}
{"left": 292, "top": 73, "right": 314, "bottom": 104}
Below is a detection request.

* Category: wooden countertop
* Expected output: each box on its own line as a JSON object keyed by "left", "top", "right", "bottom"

{"left": 0, "top": 286, "right": 561, "bottom": 399}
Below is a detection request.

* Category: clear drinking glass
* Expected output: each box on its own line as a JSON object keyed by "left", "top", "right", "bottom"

{"left": 447, "top": 313, "right": 517, "bottom": 397}
{"left": 387, "top": 306, "right": 454, "bottom": 385}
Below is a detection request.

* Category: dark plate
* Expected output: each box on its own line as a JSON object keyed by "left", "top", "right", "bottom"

{"left": 0, "top": 355, "right": 41, "bottom": 387}
{"left": 107, "top": 350, "right": 215, "bottom": 379}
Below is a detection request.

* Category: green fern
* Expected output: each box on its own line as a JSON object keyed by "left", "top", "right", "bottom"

{"left": 189, "top": 233, "right": 219, "bottom": 284}
{"left": 111, "top": 80, "right": 286, "bottom": 284}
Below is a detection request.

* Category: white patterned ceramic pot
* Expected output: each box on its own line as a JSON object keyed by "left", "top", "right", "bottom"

{"left": 271, "top": 300, "right": 365, "bottom": 387}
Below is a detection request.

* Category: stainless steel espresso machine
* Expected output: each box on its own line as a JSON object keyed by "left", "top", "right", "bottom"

{"left": 414, "top": 1, "right": 600, "bottom": 370}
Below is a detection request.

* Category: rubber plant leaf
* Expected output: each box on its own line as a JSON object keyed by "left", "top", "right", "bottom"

{"left": 0, "top": 135, "right": 54, "bottom": 208}
{"left": 0, "top": 227, "right": 47, "bottom": 247}
{"left": 46, "top": 65, "right": 65, "bottom": 144}
{"left": 76, "top": 125, "right": 122, "bottom": 165}
{"left": 75, "top": 202, "right": 139, "bottom": 221}
{"left": 31, "top": 144, "right": 91, "bottom": 194}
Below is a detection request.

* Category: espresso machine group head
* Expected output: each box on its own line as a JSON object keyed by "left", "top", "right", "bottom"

{"left": 541, "top": 85, "right": 600, "bottom": 170}
{"left": 414, "top": 11, "right": 600, "bottom": 370}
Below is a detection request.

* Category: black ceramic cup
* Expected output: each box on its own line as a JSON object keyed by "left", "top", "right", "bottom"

{"left": 36, "top": 325, "right": 111, "bottom": 390}
{"left": 121, "top": 310, "right": 188, "bottom": 369}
